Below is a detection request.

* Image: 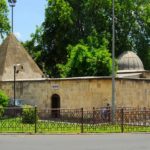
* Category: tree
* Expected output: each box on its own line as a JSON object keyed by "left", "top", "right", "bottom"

{"left": 24, "top": 0, "right": 150, "bottom": 77}
{"left": 42, "top": 0, "right": 74, "bottom": 77}
{"left": 0, "top": 0, "right": 10, "bottom": 38}
{"left": 57, "top": 31, "right": 112, "bottom": 77}
{"left": 114, "top": 0, "right": 150, "bottom": 56}
{"left": 23, "top": 26, "right": 46, "bottom": 73}
{"left": 135, "top": 3, "right": 150, "bottom": 70}
{"left": 0, "top": 90, "right": 9, "bottom": 107}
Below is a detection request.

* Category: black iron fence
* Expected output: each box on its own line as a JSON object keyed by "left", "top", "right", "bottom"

{"left": 0, "top": 107, "right": 150, "bottom": 133}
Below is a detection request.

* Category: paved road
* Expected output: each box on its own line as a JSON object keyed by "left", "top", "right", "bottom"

{"left": 0, "top": 134, "right": 150, "bottom": 150}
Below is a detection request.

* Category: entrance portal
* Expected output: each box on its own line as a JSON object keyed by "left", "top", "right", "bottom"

{"left": 51, "top": 94, "right": 60, "bottom": 118}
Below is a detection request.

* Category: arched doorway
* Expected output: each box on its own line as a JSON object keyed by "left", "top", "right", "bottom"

{"left": 51, "top": 94, "right": 60, "bottom": 118}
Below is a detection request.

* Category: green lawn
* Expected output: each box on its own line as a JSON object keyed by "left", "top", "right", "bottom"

{"left": 0, "top": 118, "right": 150, "bottom": 133}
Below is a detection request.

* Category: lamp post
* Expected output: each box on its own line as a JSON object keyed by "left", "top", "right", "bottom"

{"left": 112, "top": 0, "right": 116, "bottom": 123}
{"left": 13, "top": 64, "right": 23, "bottom": 106}
{"left": 8, "top": 0, "right": 17, "bottom": 33}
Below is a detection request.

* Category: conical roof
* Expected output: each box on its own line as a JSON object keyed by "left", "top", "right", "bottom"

{"left": 118, "top": 51, "right": 144, "bottom": 72}
{"left": 0, "top": 33, "right": 43, "bottom": 81}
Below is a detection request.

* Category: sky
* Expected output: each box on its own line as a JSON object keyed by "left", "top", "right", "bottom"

{"left": 6, "top": 0, "right": 47, "bottom": 42}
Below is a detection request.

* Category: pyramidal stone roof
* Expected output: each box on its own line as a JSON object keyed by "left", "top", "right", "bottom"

{"left": 0, "top": 33, "right": 43, "bottom": 81}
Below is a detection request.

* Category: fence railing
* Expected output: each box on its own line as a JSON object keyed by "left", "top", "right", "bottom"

{"left": 0, "top": 107, "right": 150, "bottom": 133}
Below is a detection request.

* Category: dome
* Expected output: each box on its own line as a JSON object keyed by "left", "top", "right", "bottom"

{"left": 118, "top": 51, "right": 144, "bottom": 71}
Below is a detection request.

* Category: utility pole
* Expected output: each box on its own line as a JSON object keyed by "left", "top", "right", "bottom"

{"left": 13, "top": 64, "right": 23, "bottom": 106}
{"left": 8, "top": 0, "right": 17, "bottom": 33}
{"left": 112, "top": 0, "right": 116, "bottom": 123}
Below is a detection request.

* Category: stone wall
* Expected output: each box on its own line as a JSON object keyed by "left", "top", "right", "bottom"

{"left": 0, "top": 77, "right": 150, "bottom": 109}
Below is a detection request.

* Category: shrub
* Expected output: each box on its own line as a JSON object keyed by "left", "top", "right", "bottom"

{"left": 0, "top": 105, "right": 4, "bottom": 118}
{"left": 0, "top": 90, "right": 9, "bottom": 107}
{"left": 22, "top": 105, "right": 38, "bottom": 124}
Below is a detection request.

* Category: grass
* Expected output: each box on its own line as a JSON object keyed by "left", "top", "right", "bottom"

{"left": 0, "top": 117, "right": 150, "bottom": 133}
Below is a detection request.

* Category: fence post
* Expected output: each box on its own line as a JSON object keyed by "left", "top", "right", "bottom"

{"left": 121, "top": 108, "right": 124, "bottom": 133}
{"left": 34, "top": 106, "right": 37, "bottom": 133}
{"left": 0, "top": 106, "right": 2, "bottom": 132}
{"left": 81, "top": 108, "right": 84, "bottom": 133}
{"left": 93, "top": 107, "right": 95, "bottom": 124}
{"left": 144, "top": 107, "right": 146, "bottom": 126}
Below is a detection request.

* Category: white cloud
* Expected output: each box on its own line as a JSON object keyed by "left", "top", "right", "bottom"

{"left": 14, "top": 32, "right": 21, "bottom": 40}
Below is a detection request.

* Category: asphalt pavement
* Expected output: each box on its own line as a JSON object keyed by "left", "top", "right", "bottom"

{"left": 0, "top": 133, "right": 150, "bottom": 150}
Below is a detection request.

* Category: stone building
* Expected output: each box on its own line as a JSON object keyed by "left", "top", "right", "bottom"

{"left": 0, "top": 34, "right": 150, "bottom": 111}
{"left": 0, "top": 33, "right": 43, "bottom": 80}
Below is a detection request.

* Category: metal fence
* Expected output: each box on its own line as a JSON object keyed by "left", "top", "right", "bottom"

{"left": 0, "top": 107, "right": 150, "bottom": 133}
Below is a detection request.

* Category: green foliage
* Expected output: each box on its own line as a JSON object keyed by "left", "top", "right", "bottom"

{"left": 41, "top": 0, "right": 74, "bottom": 77}
{"left": 0, "top": 0, "right": 10, "bottom": 38}
{"left": 0, "top": 105, "right": 4, "bottom": 118}
{"left": 0, "top": 90, "right": 9, "bottom": 107}
{"left": 23, "top": 26, "right": 45, "bottom": 72}
{"left": 57, "top": 32, "right": 112, "bottom": 77}
{"left": 22, "top": 105, "right": 38, "bottom": 124}
{"left": 135, "top": 3, "right": 150, "bottom": 69}
{"left": 114, "top": 0, "right": 150, "bottom": 55}
{"left": 24, "top": 0, "right": 150, "bottom": 76}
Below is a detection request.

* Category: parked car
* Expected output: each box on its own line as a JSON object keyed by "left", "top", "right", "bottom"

{"left": 8, "top": 99, "right": 25, "bottom": 107}
{"left": 5, "top": 99, "right": 26, "bottom": 117}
